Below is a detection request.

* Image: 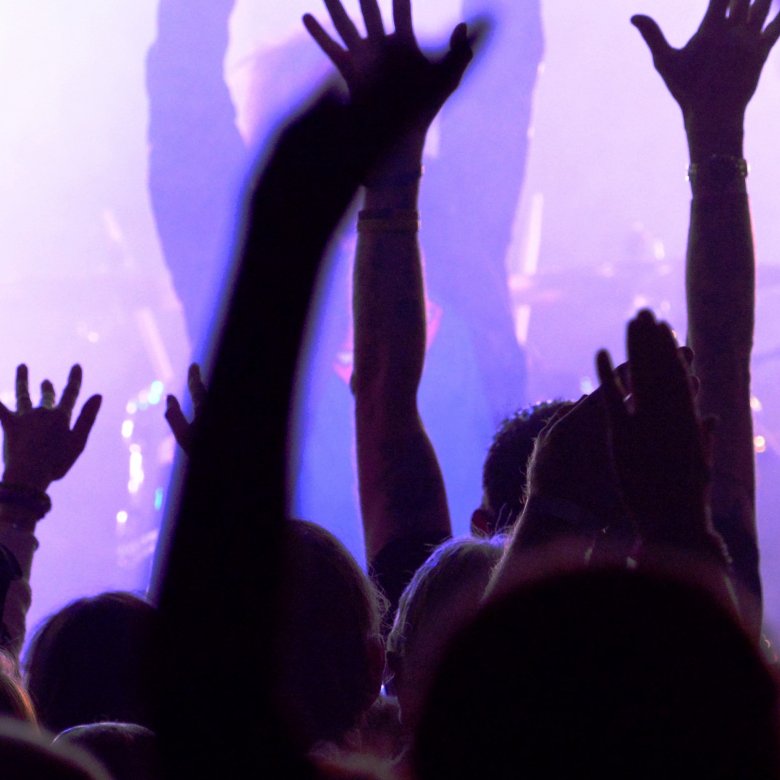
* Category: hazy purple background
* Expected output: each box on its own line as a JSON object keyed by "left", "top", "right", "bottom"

{"left": 3, "top": 0, "right": 780, "bottom": 641}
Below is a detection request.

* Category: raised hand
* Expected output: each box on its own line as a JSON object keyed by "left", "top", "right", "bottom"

{"left": 303, "top": 0, "right": 476, "bottom": 147}
{"left": 597, "top": 311, "right": 713, "bottom": 543}
{"left": 633, "top": 1, "right": 780, "bottom": 117}
{"left": 165, "top": 364, "right": 206, "bottom": 456}
{"left": 632, "top": 0, "right": 780, "bottom": 156}
{"left": 0, "top": 365, "right": 102, "bottom": 492}
{"left": 522, "top": 389, "right": 627, "bottom": 538}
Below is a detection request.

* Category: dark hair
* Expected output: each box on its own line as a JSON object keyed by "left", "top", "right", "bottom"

{"left": 0, "top": 717, "right": 110, "bottom": 779}
{"left": 415, "top": 568, "right": 780, "bottom": 780}
{"left": 276, "top": 520, "right": 384, "bottom": 748}
{"left": 386, "top": 536, "right": 504, "bottom": 732}
{"left": 481, "top": 401, "right": 568, "bottom": 532}
{"left": 24, "top": 592, "right": 156, "bottom": 733}
{"left": 56, "top": 722, "right": 161, "bottom": 780}
{"left": 0, "top": 650, "right": 35, "bottom": 724}
{"left": 388, "top": 537, "right": 504, "bottom": 662}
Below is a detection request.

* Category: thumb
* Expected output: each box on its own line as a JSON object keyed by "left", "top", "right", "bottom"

{"left": 631, "top": 15, "right": 673, "bottom": 65}
{"left": 440, "top": 23, "right": 474, "bottom": 94}
{"left": 0, "top": 400, "right": 12, "bottom": 428}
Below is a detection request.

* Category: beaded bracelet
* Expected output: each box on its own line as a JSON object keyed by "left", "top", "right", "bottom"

{"left": 0, "top": 482, "right": 52, "bottom": 521}
{"left": 687, "top": 155, "right": 748, "bottom": 196}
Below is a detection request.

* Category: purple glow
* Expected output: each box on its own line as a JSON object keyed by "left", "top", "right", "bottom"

{"left": 4, "top": 0, "right": 780, "bottom": 647}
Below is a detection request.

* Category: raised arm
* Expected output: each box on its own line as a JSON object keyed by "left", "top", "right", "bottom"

{"left": 632, "top": 0, "right": 780, "bottom": 626}
{"left": 153, "top": 55, "right": 454, "bottom": 772}
{"left": 596, "top": 311, "right": 743, "bottom": 623}
{"left": 304, "top": 0, "right": 475, "bottom": 608}
{"left": 0, "top": 365, "right": 101, "bottom": 657}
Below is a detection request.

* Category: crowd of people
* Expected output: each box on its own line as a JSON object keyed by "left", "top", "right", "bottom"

{"left": 0, "top": 0, "right": 778, "bottom": 776}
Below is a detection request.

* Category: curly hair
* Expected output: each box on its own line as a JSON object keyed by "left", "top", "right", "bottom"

{"left": 481, "top": 400, "right": 569, "bottom": 532}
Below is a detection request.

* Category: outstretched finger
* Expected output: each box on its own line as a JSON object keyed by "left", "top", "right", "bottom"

{"left": 40, "top": 380, "right": 56, "bottom": 409}
{"left": 728, "top": 0, "right": 751, "bottom": 26}
{"left": 323, "top": 0, "right": 362, "bottom": 49}
{"left": 360, "top": 0, "right": 385, "bottom": 40}
{"left": 71, "top": 394, "right": 102, "bottom": 457}
{"left": 303, "top": 14, "right": 349, "bottom": 72}
{"left": 702, "top": 0, "right": 731, "bottom": 27}
{"left": 631, "top": 15, "right": 674, "bottom": 67}
{"left": 439, "top": 23, "right": 474, "bottom": 94}
{"left": 15, "top": 365, "right": 32, "bottom": 414}
{"left": 393, "top": 0, "right": 414, "bottom": 41}
{"left": 59, "top": 364, "right": 83, "bottom": 418}
{"left": 749, "top": 0, "right": 773, "bottom": 30}
{"left": 761, "top": 7, "right": 780, "bottom": 47}
{"left": 165, "top": 395, "right": 191, "bottom": 453}
{"left": 597, "top": 349, "right": 627, "bottom": 427}
{"left": 187, "top": 364, "right": 207, "bottom": 418}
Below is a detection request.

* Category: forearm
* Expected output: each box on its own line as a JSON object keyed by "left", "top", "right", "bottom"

{"left": 685, "top": 116, "right": 759, "bottom": 617}
{"left": 353, "top": 140, "right": 451, "bottom": 561}
{"left": 0, "top": 506, "right": 38, "bottom": 659}
{"left": 153, "top": 99, "right": 369, "bottom": 777}
{"left": 353, "top": 138, "right": 426, "bottom": 396}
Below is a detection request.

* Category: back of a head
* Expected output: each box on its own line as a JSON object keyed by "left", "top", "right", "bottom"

{"left": 481, "top": 401, "right": 568, "bottom": 533}
{"left": 24, "top": 592, "right": 156, "bottom": 733}
{"left": 277, "top": 520, "right": 384, "bottom": 749}
{"left": 56, "top": 722, "right": 161, "bottom": 780}
{"left": 387, "top": 537, "right": 504, "bottom": 731}
{"left": 0, "top": 717, "right": 110, "bottom": 780}
{"left": 0, "top": 651, "right": 35, "bottom": 724}
{"left": 414, "top": 568, "right": 780, "bottom": 780}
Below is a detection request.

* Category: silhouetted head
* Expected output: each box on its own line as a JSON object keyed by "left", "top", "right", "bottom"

{"left": 0, "top": 717, "right": 110, "bottom": 779}
{"left": 0, "top": 651, "right": 35, "bottom": 724}
{"left": 56, "top": 722, "right": 161, "bottom": 780}
{"left": 472, "top": 400, "right": 569, "bottom": 536}
{"left": 415, "top": 568, "right": 780, "bottom": 780}
{"left": 387, "top": 536, "right": 504, "bottom": 733}
{"left": 24, "top": 592, "right": 156, "bottom": 733}
{"left": 276, "top": 520, "right": 385, "bottom": 749}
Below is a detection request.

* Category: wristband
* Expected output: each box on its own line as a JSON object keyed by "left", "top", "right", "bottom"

{"left": 687, "top": 155, "right": 748, "bottom": 196}
{"left": 357, "top": 208, "right": 420, "bottom": 234}
{"left": 0, "top": 482, "right": 52, "bottom": 521}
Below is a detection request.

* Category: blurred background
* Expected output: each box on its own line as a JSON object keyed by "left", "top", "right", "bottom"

{"left": 2, "top": 0, "right": 780, "bottom": 640}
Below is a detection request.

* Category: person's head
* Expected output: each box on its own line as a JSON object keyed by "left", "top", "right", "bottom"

{"left": 415, "top": 568, "right": 780, "bottom": 780}
{"left": 0, "top": 717, "right": 110, "bottom": 779}
{"left": 24, "top": 592, "right": 156, "bottom": 733}
{"left": 472, "top": 400, "right": 569, "bottom": 536}
{"left": 56, "top": 722, "right": 161, "bottom": 780}
{"left": 0, "top": 651, "right": 35, "bottom": 724}
{"left": 276, "top": 519, "right": 385, "bottom": 749}
{"left": 386, "top": 536, "right": 504, "bottom": 732}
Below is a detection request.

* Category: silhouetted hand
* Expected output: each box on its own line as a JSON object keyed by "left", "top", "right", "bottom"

{"left": 0, "top": 365, "right": 102, "bottom": 492}
{"left": 525, "top": 389, "right": 627, "bottom": 536}
{"left": 303, "top": 0, "right": 476, "bottom": 148}
{"left": 597, "top": 310, "right": 713, "bottom": 542}
{"left": 632, "top": 0, "right": 780, "bottom": 149}
{"left": 165, "top": 364, "right": 206, "bottom": 456}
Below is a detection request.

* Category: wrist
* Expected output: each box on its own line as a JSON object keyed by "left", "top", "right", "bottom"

{"left": 0, "top": 482, "right": 52, "bottom": 528}
{"left": 363, "top": 134, "right": 425, "bottom": 195}
{"left": 2, "top": 469, "right": 51, "bottom": 494}
{"left": 684, "top": 114, "right": 745, "bottom": 163}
